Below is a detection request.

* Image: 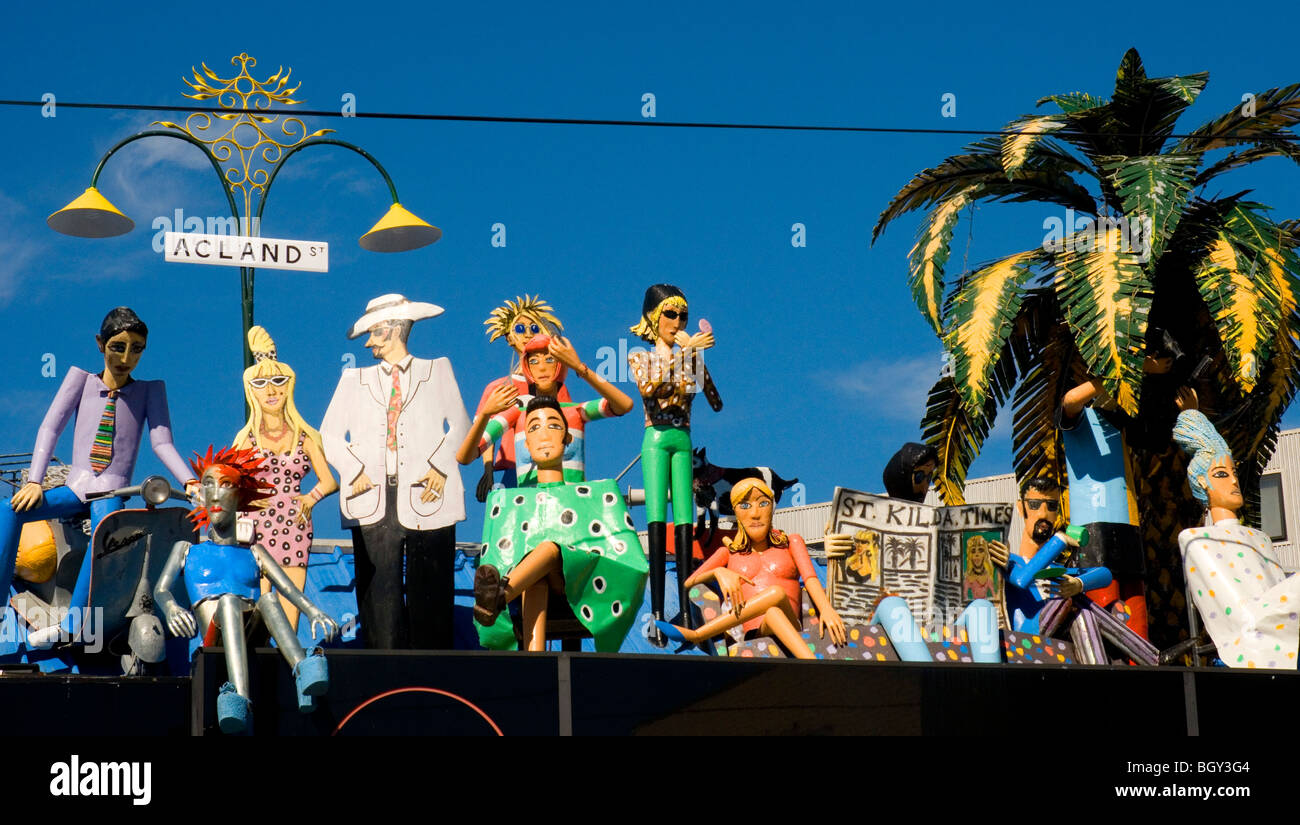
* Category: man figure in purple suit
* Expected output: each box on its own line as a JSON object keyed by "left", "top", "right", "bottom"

{"left": 1, "top": 307, "right": 196, "bottom": 644}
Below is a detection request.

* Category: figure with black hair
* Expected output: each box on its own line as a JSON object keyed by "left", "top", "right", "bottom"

{"left": 881, "top": 442, "right": 938, "bottom": 502}
{"left": 470, "top": 295, "right": 571, "bottom": 497}
{"left": 2, "top": 307, "right": 197, "bottom": 647}
{"left": 455, "top": 334, "right": 632, "bottom": 486}
{"left": 473, "top": 396, "right": 647, "bottom": 652}
{"left": 628, "top": 284, "right": 722, "bottom": 646}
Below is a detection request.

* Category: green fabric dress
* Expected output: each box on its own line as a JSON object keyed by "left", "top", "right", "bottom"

{"left": 478, "top": 479, "right": 648, "bottom": 652}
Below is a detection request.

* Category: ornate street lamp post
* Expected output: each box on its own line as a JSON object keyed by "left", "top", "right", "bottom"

{"left": 47, "top": 53, "right": 439, "bottom": 368}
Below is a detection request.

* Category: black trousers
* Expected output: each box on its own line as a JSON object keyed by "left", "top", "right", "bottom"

{"left": 351, "top": 482, "right": 456, "bottom": 650}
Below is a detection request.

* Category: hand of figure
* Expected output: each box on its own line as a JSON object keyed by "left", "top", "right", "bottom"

{"left": 165, "top": 603, "right": 197, "bottom": 638}
{"left": 988, "top": 539, "right": 1011, "bottom": 569}
{"left": 308, "top": 608, "right": 339, "bottom": 642}
{"left": 547, "top": 335, "right": 582, "bottom": 369}
{"left": 819, "top": 607, "right": 848, "bottom": 646}
{"left": 420, "top": 467, "right": 447, "bottom": 503}
{"left": 1175, "top": 386, "right": 1199, "bottom": 412}
{"left": 823, "top": 532, "right": 853, "bottom": 559}
{"left": 1052, "top": 575, "right": 1083, "bottom": 599}
{"left": 10, "top": 482, "right": 44, "bottom": 512}
{"left": 351, "top": 473, "right": 374, "bottom": 497}
{"left": 714, "top": 567, "right": 752, "bottom": 618}
{"left": 476, "top": 463, "right": 495, "bottom": 503}
{"left": 673, "top": 331, "right": 691, "bottom": 349}
{"left": 1057, "top": 528, "right": 1080, "bottom": 547}
{"left": 295, "top": 495, "right": 314, "bottom": 527}
{"left": 483, "top": 383, "right": 519, "bottom": 416}
{"left": 684, "top": 331, "right": 714, "bottom": 351}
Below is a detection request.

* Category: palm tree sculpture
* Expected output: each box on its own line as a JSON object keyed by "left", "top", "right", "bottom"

{"left": 874, "top": 49, "right": 1300, "bottom": 647}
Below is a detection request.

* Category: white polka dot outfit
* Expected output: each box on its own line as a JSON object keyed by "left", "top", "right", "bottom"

{"left": 1179, "top": 519, "right": 1300, "bottom": 669}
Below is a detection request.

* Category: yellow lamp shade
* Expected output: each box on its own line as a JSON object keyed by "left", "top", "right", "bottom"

{"left": 48, "top": 187, "right": 135, "bottom": 238}
{"left": 359, "top": 203, "right": 441, "bottom": 252}
{"left": 16, "top": 520, "right": 57, "bottom": 584}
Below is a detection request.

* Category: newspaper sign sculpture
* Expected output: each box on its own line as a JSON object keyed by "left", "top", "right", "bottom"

{"left": 828, "top": 487, "right": 1012, "bottom": 631}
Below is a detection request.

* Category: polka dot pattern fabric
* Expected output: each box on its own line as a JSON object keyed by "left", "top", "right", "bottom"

{"left": 479, "top": 480, "right": 648, "bottom": 652}
{"left": 1179, "top": 520, "right": 1300, "bottom": 670}
{"left": 249, "top": 432, "right": 313, "bottom": 568}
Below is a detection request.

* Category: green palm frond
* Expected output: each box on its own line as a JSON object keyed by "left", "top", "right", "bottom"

{"left": 1176, "top": 82, "right": 1300, "bottom": 154}
{"left": 1110, "top": 51, "right": 1208, "bottom": 155}
{"left": 1097, "top": 153, "right": 1198, "bottom": 261}
{"left": 1192, "top": 208, "right": 1292, "bottom": 393}
{"left": 873, "top": 138, "right": 1096, "bottom": 242}
{"left": 943, "top": 250, "right": 1041, "bottom": 409}
{"left": 1193, "top": 139, "right": 1300, "bottom": 187}
{"left": 1038, "top": 92, "right": 1107, "bottom": 114}
{"left": 1002, "top": 116, "right": 1067, "bottom": 179}
{"left": 1011, "top": 314, "right": 1079, "bottom": 495}
{"left": 921, "top": 356, "right": 1013, "bottom": 505}
{"left": 1223, "top": 318, "right": 1300, "bottom": 468}
{"left": 1052, "top": 230, "right": 1152, "bottom": 415}
{"left": 907, "top": 186, "right": 977, "bottom": 335}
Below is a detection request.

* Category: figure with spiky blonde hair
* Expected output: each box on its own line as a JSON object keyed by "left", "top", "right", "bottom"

{"left": 472, "top": 295, "right": 570, "bottom": 497}
{"left": 233, "top": 326, "right": 338, "bottom": 631}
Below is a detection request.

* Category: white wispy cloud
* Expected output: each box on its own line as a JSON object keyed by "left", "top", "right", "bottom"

{"left": 0, "top": 190, "right": 51, "bottom": 305}
{"left": 815, "top": 353, "right": 943, "bottom": 422}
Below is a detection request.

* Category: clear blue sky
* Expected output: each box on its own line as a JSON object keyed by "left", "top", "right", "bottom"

{"left": 3, "top": 1, "right": 1300, "bottom": 539}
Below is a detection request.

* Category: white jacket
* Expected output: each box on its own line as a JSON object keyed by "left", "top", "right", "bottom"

{"left": 321, "top": 356, "right": 471, "bottom": 530}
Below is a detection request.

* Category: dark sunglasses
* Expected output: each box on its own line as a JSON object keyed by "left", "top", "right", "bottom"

{"left": 1022, "top": 498, "right": 1061, "bottom": 513}
{"left": 912, "top": 469, "right": 933, "bottom": 484}
{"left": 660, "top": 309, "right": 688, "bottom": 321}
{"left": 248, "top": 375, "right": 290, "bottom": 389}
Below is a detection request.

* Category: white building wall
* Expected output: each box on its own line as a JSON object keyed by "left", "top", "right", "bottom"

{"left": 1261, "top": 428, "right": 1300, "bottom": 571}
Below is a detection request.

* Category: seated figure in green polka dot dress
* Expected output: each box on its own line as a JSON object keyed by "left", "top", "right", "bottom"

{"left": 473, "top": 396, "right": 648, "bottom": 652}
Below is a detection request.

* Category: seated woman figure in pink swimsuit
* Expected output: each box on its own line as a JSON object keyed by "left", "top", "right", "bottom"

{"left": 657, "top": 477, "right": 846, "bottom": 658}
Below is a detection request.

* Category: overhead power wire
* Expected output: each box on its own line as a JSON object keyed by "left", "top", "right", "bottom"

{"left": 0, "top": 98, "right": 1291, "bottom": 143}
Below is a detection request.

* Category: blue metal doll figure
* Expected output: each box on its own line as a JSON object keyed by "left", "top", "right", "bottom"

{"left": 154, "top": 447, "right": 337, "bottom": 734}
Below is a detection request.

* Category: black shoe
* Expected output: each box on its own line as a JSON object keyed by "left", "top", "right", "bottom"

{"left": 473, "top": 565, "right": 508, "bottom": 626}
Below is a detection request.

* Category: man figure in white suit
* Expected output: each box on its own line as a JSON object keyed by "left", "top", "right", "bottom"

{"left": 321, "top": 294, "right": 471, "bottom": 649}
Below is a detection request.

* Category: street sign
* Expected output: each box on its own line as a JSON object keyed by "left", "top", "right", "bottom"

{"left": 163, "top": 232, "right": 328, "bottom": 273}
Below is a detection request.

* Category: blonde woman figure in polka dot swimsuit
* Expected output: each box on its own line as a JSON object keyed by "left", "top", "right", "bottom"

{"left": 233, "top": 327, "right": 339, "bottom": 632}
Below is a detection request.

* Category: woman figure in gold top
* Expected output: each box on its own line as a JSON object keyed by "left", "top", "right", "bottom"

{"left": 627, "top": 284, "right": 722, "bottom": 646}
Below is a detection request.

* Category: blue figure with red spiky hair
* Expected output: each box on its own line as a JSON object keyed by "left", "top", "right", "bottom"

{"left": 154, "top": 446, "right": 339, "bottom": 734}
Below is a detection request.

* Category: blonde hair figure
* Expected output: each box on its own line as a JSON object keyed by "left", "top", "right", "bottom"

{"left": 233, "top": 326, "right": 339, "bottom": 630}
{"left": 627, "top": 284, "right": 723, "bottom": 646}
{"left": 471, "top": 296, "right": 571, "bottom": 497}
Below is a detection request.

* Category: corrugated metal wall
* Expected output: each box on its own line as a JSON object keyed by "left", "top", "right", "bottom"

{"left": 1262, "top": 429, "right": 1300, "bottom": 571}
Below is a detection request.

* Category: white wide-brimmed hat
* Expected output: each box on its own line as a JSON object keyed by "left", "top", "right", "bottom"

{"left": 349, "top": 293, "right": 445, "bottom": 339}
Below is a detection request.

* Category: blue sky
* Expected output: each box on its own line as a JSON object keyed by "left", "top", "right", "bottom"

{"left": 3, "top": 1, "right": 1300, "bottom": 538}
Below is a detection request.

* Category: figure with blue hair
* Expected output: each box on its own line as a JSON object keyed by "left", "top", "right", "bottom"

{"left": 1172, "top": 410, "right": 1300, "bottom": 669}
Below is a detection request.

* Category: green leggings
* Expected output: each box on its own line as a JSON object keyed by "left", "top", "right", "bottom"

{"left": 641, "top": 425, "right": 694, "bottom": 525}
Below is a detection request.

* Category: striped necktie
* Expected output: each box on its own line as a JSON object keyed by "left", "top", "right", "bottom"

{"left": 89, "top": 390, "right": 119, "bottom": 474}
{"left": 386, "top": 366, "right": 402, "bottom": 452}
